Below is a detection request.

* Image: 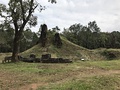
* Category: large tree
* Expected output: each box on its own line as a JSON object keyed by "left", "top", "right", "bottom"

{"left": 0, "top": 0, "right": 56, "bottom": 62}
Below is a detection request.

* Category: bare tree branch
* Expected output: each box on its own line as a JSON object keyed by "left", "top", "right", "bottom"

{"left": 26, "top": 0, "right": 38, "bottom": 23}
{"left": 19, "top": 0, "right": 25, "bottom": 22}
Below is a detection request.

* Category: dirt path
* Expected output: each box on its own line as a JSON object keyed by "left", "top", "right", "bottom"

{"left": 13, "top": 83, "right": 48, "bottom": 90}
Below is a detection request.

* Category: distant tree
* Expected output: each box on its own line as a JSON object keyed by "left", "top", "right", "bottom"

{"left": 52, "top": 26, "right": 60, "bottom": 33}
{"left": 110, "top": 31, "right": 120, "bottom": 48}
{"left": 87, "top": 21, "right": 101, "bottom": 49}
{"left": 69, "top": 23, "right": 83, "bottom": 44}
{"left": 88, "top": 21, "right": 100, "bottom": 33}
{"left": 0, "top": 23, "right": 14, "bottom": 52}
{"left": 31, "top": 32, "right": 39, "bottom": 46}
{"left": 0, "top": 30, "right": 7, "bottom": 52}
{"left": 20, "top": 29, "right": 34, "bottom": 52}
{"left": 48, "top": 0, "right": 57, "bottom": 3}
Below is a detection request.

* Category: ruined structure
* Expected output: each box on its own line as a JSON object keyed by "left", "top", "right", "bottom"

{"left": 41, "top": 54, "right": 72, "bottom": 63}
{"left": 53, "top": 33, "right": 62, "bottom": 48}
{"left": 39, "top": 24, "right": 47, "bottom": 47}
{"left": 2, "top": 54, "right": 72, "bottom": 63}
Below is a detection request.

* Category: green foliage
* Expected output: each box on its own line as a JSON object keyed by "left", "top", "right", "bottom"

{"left": 0, "top": 25, "right": 14, "bottom": 52}
{"left": 88, "top": 21, "right": 100, "bottom": 33}
{"left": 101, "top": 49, "right": 120, "bottom": 60}
{"left": 20, "top": 29, "right": 39, "bottom": 52}
{"left": 48, "top": 0, "right": 57, "bottom": 3}
{"left": 102, "top": 50, "right": 116, "bottom": 60}
{"left": 51, "top": 26, "right": 60, "bottom": 33}
{"left": 0, "top": 25, "right": 38, "bottom": 52}
{"left": 63, "top": 22, "right": 101, "bottom": 49}
{"left": 63, "top": 22, "right": 120, "bottom": 49}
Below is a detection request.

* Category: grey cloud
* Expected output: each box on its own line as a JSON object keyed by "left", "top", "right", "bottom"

{"left": 0, "top": 0, "right": 120, "bottom": 32}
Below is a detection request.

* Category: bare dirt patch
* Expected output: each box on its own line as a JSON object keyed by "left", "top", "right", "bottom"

{"left": 12, "top": 83, "right": 48, "bottom": 90}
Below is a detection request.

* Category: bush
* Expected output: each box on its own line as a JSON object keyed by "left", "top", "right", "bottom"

{"left": 102, "top": 50, "right": 117, "bottom": 60}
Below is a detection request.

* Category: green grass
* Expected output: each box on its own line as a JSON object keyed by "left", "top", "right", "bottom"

{"left": 40, "top": 75, "right": 120, "bottom": 90}
{"left": 0, "top": 62, "right": 40, "bottom": 73}
{"left": 0, "top": 57, "right": 120, "bottom": 90}
{"left": 88, "top": 60, "right": 120, "bottom": 70}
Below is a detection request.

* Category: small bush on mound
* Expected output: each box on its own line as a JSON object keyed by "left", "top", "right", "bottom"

{"left": 102, "top": 50, "right": 118, "bottom": 60}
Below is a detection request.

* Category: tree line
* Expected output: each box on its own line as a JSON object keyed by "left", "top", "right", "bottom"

{"left": 62, "top": 21, "right": 120, "bottom": 49}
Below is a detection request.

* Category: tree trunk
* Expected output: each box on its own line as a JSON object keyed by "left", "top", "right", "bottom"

{"left": 11, "top": 32, "right": 21, "bottom": 62}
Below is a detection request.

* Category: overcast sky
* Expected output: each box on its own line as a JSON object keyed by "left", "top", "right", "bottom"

{"left": 1, "top": 0, "right": 120, "bottom": 32}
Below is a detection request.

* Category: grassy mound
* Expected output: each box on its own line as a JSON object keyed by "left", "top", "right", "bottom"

{"left": 21, "top": 36, "right": 106, "bottom": 61}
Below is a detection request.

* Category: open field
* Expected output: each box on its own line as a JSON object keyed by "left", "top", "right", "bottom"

{"left": 0, "top": 53, "right": 120, "bottom": 90}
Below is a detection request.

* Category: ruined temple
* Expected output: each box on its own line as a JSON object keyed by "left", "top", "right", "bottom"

{"left": 53, "top": 33, "right": 62, "bottom": 48}
{"left": 39, "top": 24, "right": 47, "bottom": 47}
{"left": 38, "top": 24, "right": 62, "bottom": 48}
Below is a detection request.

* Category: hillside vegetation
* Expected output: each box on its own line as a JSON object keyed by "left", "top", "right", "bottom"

{"left": 2, "top": 33, "right": 120, "bottom": 61}
{"left": 21, "top": 36, "right": 106, "bottom": 61}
